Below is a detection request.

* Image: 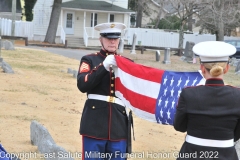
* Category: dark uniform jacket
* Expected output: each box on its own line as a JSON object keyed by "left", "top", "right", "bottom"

{"left": 174, "top": 78, "right": 240, "bottom": 160}
{"left": 77, "top": 49, "right": 128, "bottom": 141}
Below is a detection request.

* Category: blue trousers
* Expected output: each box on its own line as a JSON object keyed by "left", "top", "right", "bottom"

{"left": 82, "top": 136, "right": 127, "bottom": 160}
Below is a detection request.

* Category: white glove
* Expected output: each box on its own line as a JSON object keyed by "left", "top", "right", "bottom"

{"left": 103, "top": 55, "right": 117, "bottom": 71}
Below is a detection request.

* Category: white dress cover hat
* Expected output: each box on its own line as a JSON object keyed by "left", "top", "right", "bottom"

{"left": 94, "top": 22, "right": 126, "bottom": 38}
{"left": 192, "top": 41, "right": 236, "bottom": 62}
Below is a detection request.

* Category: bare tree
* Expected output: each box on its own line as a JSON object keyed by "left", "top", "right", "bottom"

{"left": 135, "top": 0, "right": 153, "bottom": 28}
{"left": 167, "top": 0, "right": 207, "bottom": 50}
{"left": 136, "top": 0, "right": 143, "bottom": 28}
{"left": 151, "top": 0, "right": 168, "bottom": 29}
{"left": 187, "top": 3, "right": 193, "bottom": 32}
{"left": 154, "top": 9, "right": 163, "bottom": 29}
{"left": 44, "top": 0, "right": 62, "bottom": 44}
{"left": 196, "top": 0, "right": 240, "bottom": 41}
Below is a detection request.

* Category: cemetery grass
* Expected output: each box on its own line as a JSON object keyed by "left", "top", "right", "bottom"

{"left": 0, "top": 47, "right": 240, "bottom": 160}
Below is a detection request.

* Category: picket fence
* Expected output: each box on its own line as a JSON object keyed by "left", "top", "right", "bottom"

{"left": 0, "top": 18, "right": 66, "bottom": 43}
{"left": 1, "top": 17, "right": 240, "bottom": 48}
{"left": 0, "top": 18, "right": 34, "bottom": 40}
{"left": 124, "top": 28, "right": 240, "bottom": 48}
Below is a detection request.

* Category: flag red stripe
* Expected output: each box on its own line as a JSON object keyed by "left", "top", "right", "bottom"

{"left": 116, "top": 78, "right": 156, "bottom": 114}
{"left": 116, "top": 56, "right": 164, "bottom": 83}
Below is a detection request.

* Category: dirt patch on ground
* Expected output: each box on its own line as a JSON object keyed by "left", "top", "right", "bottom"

{"left": 0, "top": 44, "right": 240, "bottom": 160}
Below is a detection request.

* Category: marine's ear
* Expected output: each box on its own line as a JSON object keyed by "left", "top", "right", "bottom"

{"left": 224, "top": 64, "right": 230, "bottom": 74}
{"left": 200, "top": 64, "right": 206, "bottom": 74}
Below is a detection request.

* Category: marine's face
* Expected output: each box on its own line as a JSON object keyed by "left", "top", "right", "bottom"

{"left": 100, "top": 37, "right": 120, "bottom": 53}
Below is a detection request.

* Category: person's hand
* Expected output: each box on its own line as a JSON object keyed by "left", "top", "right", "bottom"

{"left": 103, "top": 55, "right": 116, "bottom": 71}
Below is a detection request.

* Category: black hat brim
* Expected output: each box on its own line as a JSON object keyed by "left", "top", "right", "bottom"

{"left": 100, "top": 33, "right": 121, "bottom": 39}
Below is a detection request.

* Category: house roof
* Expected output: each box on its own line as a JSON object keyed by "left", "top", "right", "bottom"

{"left": 61, "top": 0, "right": 134, "bottom": 13}
{"left": 0, "top": 0, "right": 22, "bottom": 13}
{"left": 152, "top": 0, "right": 180, "bottom": 14}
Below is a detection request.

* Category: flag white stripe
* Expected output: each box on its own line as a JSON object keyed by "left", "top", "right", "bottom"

{"left": 114, "top": 68, "right": 161, "bottom": 99}
{"left": 116, "top": 91, "right": 157, "bottom": 122}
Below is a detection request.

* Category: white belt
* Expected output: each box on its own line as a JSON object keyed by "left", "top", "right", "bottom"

{"left": 88, "top": 94, "right": 125, "bottom": 106}
{"left": 186, "top": 135, "right": 234, "bottom": 148}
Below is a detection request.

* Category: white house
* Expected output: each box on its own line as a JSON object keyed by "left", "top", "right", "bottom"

{"left": 32, "top": 0, "right": 134, "bottom": 47}
{"left": 0, "top": 0, "right": 22, "bottom": 20}
{"left": 142, "top": 0, "right": 199, "bottom": 31}
{"left": 141, "top": 0, "right": 167, "bottom": 28}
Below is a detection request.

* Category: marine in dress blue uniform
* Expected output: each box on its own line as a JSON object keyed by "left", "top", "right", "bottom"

{"left": 174, "top": 41, "right": 240, "bottom": 160}
{"left": 77, "top": 22, "right": 131, "bottom": 160}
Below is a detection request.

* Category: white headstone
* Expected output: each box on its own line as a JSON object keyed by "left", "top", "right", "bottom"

{"left": 130, "top": 33, "right": 137, "bottom": 54}
{"left": 119, "top": 38, "right": 124, "bottom": 53}
{"left": 163, "top": 48, "right": 171, "bottom": 64}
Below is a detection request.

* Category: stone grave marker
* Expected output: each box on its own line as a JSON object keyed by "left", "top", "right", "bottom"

{"left": 67, "top": 68, "right": 73, "bottom": 74}
{"left": 184, "top": 41, "right": 195, "bottom": 62}
{"left": 163, "top": 48, "right": 171, "bottom": 64}
{"left": 156, "top": 50, "right": 160, "bottom": 61}
{"left": 4, "top": 40, "right": 15, "bottom": 50}
{"left": 130, "top": 33, "right": 137, "bottom": 54}
{"left": 73, "top": 70, "right": 78, "bottom": 78}
{"left": 235, "top": 61, "right": 240, "bottom": 73}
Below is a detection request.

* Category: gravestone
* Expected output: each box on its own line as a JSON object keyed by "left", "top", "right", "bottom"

{"left": 163, "top": 48, "right": 171, "bottom": 64}
{"left": 2, "top": 60, "right": 14, "bottom": 73}
{"left": 0, "top": 40, "right": 4, "bottom": 48}
{"left": 119, "top": 38, "right": 124, "bottom": 53}
{"left": 233, "top": 59, "right": 240, "bottom": 67}
{"left": 67, "top": 68, "right": 73, "bottom": 74}
{"left": 130, "top": 33, "right": 137, "bottom": 54}
{"left": 0, "top": 57, "right": 3, "bottom": 67}
{"left": 184, "top": 41, "right": 195, "bottom": 62}
{"left": 235, "top": 61, "right": 240, "bottom": 72}
{"left": 73, "top": 70, "right": 78, "bottom": 78}
{"left": 156, "top": 50, "right": 160, "bottom": 61}
{"left": 30, "top": 120, "right": 56, "bottom": 153}
{"left": 30, "top": 120, "right": 74, "bottom": 160}
{"left": 4, "top": 40, "right": 15, "bottom": 50}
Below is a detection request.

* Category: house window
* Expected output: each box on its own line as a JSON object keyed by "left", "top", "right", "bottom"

{"left": 110, "top": 14, "right": 114, "bottom": 22}
{"left": 66, "top": 13, "right": 73, "bottom": 28}
{"left": 91, "top": 13, "right": 97, "bottom": 27}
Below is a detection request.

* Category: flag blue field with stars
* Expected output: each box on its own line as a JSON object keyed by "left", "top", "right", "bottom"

{"left": 155, "top": 71, "right": 203, "bottom": 125}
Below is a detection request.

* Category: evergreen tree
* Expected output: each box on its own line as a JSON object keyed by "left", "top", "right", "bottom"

{"left": 158, "top": 15, "right": 184, "bottom": 30}
{"left": 24, "top": 0, "right": 36, "bottom": 21}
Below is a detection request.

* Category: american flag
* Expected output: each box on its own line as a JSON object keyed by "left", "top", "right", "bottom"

{"left": 114, "top": 55, "right": 204, "bottom": 125}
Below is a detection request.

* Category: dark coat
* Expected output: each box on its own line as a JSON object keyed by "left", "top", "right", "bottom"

{"left": 77, "top": 49, "right": 128, "bottom": 140}
{"left": 174, "top": 78, "right": 240, "bottom": 160}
